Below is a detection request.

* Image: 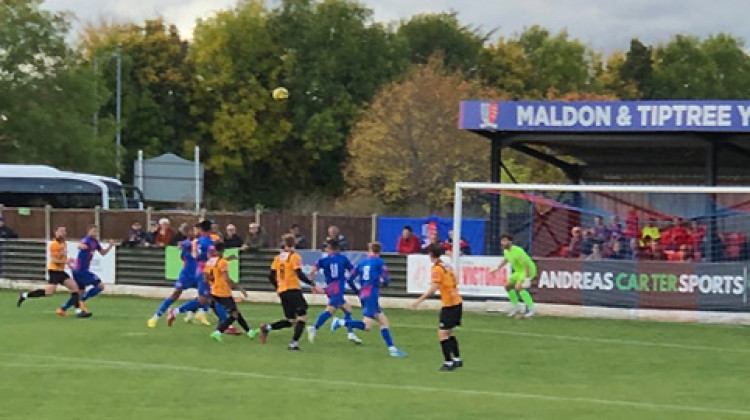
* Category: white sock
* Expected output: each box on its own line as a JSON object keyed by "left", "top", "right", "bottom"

{"left": 22, "top": 292, "right": 28, "bottom": 298}
{"left": 453, "top": 357, "right": 461, "bottom": 362}
{"left": 75, "top": 308, "right": 82, "bottom": 314}
{"left": 388, "top": 346, "right": 397, "bottom": 352}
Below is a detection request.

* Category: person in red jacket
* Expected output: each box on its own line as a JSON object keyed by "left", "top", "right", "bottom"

{"left": 397, "top": 226, "right": 422, "bottom": 254}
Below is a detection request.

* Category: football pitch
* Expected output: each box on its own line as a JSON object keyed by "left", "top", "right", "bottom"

{"left": 1, "top": 290, "right": 749, "bottom": 420}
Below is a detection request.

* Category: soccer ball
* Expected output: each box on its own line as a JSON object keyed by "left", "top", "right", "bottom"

{"left": 272, "top": 87, "right": 289, "bottom": 100}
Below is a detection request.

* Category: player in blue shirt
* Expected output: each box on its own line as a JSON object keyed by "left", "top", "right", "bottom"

{"left": 58, "top": 225, "right": 115, "bottom": 315}
{"left": 306, "top": 239, "right": 362, "bottom": 344}
{"left": 331, "top": 242, "right": 406, "bottom": 357}
{"left": 147, "top": 224, "right": 220, "bottom": 327}
{"left": 167, "top": 220, "right": 230, "bottom": 327}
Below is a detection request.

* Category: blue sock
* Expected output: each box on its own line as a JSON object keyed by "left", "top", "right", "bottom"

{"left": 82, "top": 287, "right": 102, "bottom": 301}
{"left": 314, "top": 311, "right": 332, "bottom": 330}
{"left": 60, "top": 295, "right": 74, "bottom": 311}
{"left": 380, "top": 328, "right": 394, "bottom": 348}
{"left": 344, "top": 311, "right": 354, "bottom": 333}
{"left": 212, "top": 302, "right": 228, "bottom": 322}
{"left": 201, "top": 302, "right": 210, "bottom": 312}
{"left": 177, "top": 299, "right": 201, "bottom": 314}
{"left": 155, "top": 297, "right": 175, "bottom": 317}
{"left": 345, "top": 319, "right": 366, "bottom": 330}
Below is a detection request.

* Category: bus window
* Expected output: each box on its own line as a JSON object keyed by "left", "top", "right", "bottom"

{"left": 103, "top": 181, "right": 127, "bottom": 209}
{"left": 0, "top": 178, "right": 102, "bottom": 209}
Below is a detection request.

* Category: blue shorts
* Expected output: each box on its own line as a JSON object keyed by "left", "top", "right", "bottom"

{"left": 72, "top": 270, "right": 101, "bottom": 288}
{"left": 327, "top": 295, "right": 346, "bottom": 309}
{"left": 361, "top": 299, "right": 382, "bottom": 319}
{"left": 174, "top": 271, "right": 210, "bottom": 297}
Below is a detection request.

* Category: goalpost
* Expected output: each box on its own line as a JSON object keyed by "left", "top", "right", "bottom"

{"left": 452, "top": 182, "right": 750, "bottom": 313}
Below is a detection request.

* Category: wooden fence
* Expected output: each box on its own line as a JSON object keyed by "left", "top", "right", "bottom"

{"left": 0, "top": 206, "right": 377, "bottom": 251}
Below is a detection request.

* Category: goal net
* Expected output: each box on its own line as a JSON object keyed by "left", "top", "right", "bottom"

{"left": 452, "top": 183, "right": 750, "bottom": 312}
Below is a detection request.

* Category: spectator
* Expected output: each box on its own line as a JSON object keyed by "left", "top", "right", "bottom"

{"left": 608, "top": 216, "right": 623, "bottom": 239}
{"left": 678, "top": 244, "right": 694, "bottom": 262}
{"left": 585, "top": 243, "right": 603, "bottom": 260}
{"left": 421, "top": 231, "right": 444, "bottom": 254}
{"left": 0, "top": 216, "right": 19, "bottom": 239}
{"left": 581, "top": 229, "right": 596, "bottom": 256}
{"left": 170, "top": 223, "right": 190, "bottom": 246}
{"left": 627, "top": 238, "right": 640, "bottom": 260}
{"left": 223, "top": 224, "right": 244, "bottom": 248}
{"left": 144, "top": 220, "right": 159, "bottom": 246}
{"left": 641, "top": 218, "right": 661, "bottom": 245}
{"left": 321, "top": 225, "right": 348, "bottom": 251}
{"left": 608, "top": 241, "right": 627, "bottom": 260}
{"left": 396, "top": 225, "right": 421, "bottom": 254}
{"left": 687, "top": 220, "right": 706, "bottom": 251}
{"left": 210, "top": 220, "right": 223, "bottom": 242}
{"left": 700, "top": 232, "right": 725, "bottom": 262}
{"left": 662, "top": 218, "right": 689, "bottom": 251}
{"left": 121, "top": 222, "right": 149, "bottom": 248}
{"left": 242, "top": 222, "right": 269, "bottom": 252}
{"left": 592, "top": 216, "right": 610, "bottom": 242}
{"left": 566, "top": 227, "right": 583, "bottom": 258}
{"left": 288, "top": 224, "right": 309, "bottom": 249}
{"left": 634, "top": 236, "right": 654, "bottom": 260}
{"left": 153, "top": 218, "right": 175, "bottom": 247}
{"left": 624, "top": 208, "right": 639, "bottom": 239}
{"left": 443, "top": 230, "right": 471, "bottom": 256}
{"left": 650, "top": 241, "right": 667, "bottom": 261}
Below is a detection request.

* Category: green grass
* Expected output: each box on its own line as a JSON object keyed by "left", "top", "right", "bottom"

{"left": 1, "top": 290, "right": 750, "bottom": 419}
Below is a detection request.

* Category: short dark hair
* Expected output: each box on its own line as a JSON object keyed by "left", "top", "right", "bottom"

{"left": 403, "top": 225, "right": 413, "bottom": 232}
{"left": 369, "top": 241, "right": 382, "bottom": 254}
{"left": 290, "top": 223, "right": 299, "bottom": 229}
{"left": 214, "top": 242, "right": 226, "bottom": 253}
{"left": 500, "top": 234, "right": 513, "bottom": 241}
{"left": 197, "top": 220, "right": 211, "bottom": 232}
{"left": 282, "top": 234, "right": 296, "bottom": 248}
{"left": 327, "top": 239, "right": 340, "bottom": 250}
{"left": 428, "top": 244, "right": 443, "bottom": 258}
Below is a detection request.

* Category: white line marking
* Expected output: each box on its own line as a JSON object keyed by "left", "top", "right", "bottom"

{"left": 1, "top": 353, "right": 748, "bottom": 417}
{"left": 122, "top": 332, "right": 148, "bottom": 337}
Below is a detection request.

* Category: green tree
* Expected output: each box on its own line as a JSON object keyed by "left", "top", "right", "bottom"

{"left": 0, "top": 0, "right": 112, "bottom": 173}
{"left": 267, "top": 0, "right": 404, "bottom": 200}
{"left": 396, "top": 12, "right": 488, "bottom": 74}
{"left": 620, "top": 39, "right": 653, "bottom": 99}
{"left": 652, "top": 34, "right": 750, "bottom": 99}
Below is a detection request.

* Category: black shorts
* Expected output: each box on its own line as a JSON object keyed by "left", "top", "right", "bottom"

{"left": 279, "top": 289, "right": 308, "bottom": 319}
{"left": 212, "top": 295, "right": 237, "bottom": 313}
{"left": 48, "top": 270, "right": 70, "bottom": 285}
{"left": 439, "top": 304, "right": 463, "bottom": 330}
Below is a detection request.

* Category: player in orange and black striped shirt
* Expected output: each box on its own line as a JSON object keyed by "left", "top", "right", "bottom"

{"left": 412, "top": 244, "right": 463, "bottom": 371}
{"left": 206, "top": 242, "right": 257, "bottom": 342}
{"left": 16, "top": 226, "right": 91, "bottom": 317}
{"left": 259, "top": 234, "right": 323, "bottom": 351}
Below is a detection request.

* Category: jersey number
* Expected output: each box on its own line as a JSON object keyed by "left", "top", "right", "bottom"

{"left": 362, "top": 266, "right": 371, "bottom": 281}
{"left": 330, "top": 264, "right": 339, "bottom": 279}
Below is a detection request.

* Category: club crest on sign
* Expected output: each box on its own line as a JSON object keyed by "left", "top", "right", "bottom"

{"left": 480, "top": 102, "right": 499, "bottom": 129}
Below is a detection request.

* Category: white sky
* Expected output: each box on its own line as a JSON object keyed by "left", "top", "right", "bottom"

{"left": 43, "top": 0, "right": 750, "bottom": 53}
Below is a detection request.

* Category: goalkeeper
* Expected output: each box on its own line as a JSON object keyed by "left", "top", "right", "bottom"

{"left": 490, "top": 234, "right": 537, "bottom": 318}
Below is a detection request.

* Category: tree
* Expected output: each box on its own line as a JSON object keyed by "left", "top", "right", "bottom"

{"left": 82, "top": 18, "right": 196, "bottom": 182}
{"left": 620, "top": 39, "right": 653, "bottom": 99}
{"left": 651, "top": 34, "right": 750, "bottom": 99}
{"left": 477, "top": 38, "right": 530, "bottom": 99}
{"left": 347, "top": 58, "right": 498, "bottom": 212}
{"left": 0, "top": 0, "right": 112, "bottom": 173}
{"left": 190, "top": 0, "right": 291, "bottom": 208}
{"left": 396, "top": 12, "right": 488, "bottom": 74}
{"left": 267, "top": 0, "right": 404, "bottom": 199}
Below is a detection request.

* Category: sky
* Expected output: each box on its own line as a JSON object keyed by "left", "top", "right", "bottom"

{"left": 44, "top": 0, "right": 750, "bottom": 53}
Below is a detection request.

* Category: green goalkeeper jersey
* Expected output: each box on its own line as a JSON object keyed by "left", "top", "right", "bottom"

{"left": 503, "top": 245, "right": 537, "bottom": 278}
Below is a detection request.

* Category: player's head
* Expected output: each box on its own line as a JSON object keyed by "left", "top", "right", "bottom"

{"left": 428, "top": 244, "right": 443, "bottom": 262}
{"left": 282, "top": 233, "right": 296, "bottom": 250}
{"left": 197, "top": 220, "right": 211, "bottom": 233}
{"left": 212, "top": 242, "right": 225, "bottom": 256}
{"left": 368, "top": 241, "right": 382, "bottom": 255}
{"left": 87, "top": 224, "right": 99, "bottom": 239}
{"left": 179, "top": 223, "right": 191, "bottom": 237}
{"left": 327, "top": 238, "right": 340, "bottom": 253}
{"left": 500, "top": 234, "right": 513, "bottom": 250}
{"left": 54, "top": 226, "right": 67, "bottom": 240}
{"left": 402, "top": 225, "right": 413, "bottom": 238}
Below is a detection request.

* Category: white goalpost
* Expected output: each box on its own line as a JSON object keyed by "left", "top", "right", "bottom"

{"left": 452, "top": 182, "right": 750, "bottom": 316}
